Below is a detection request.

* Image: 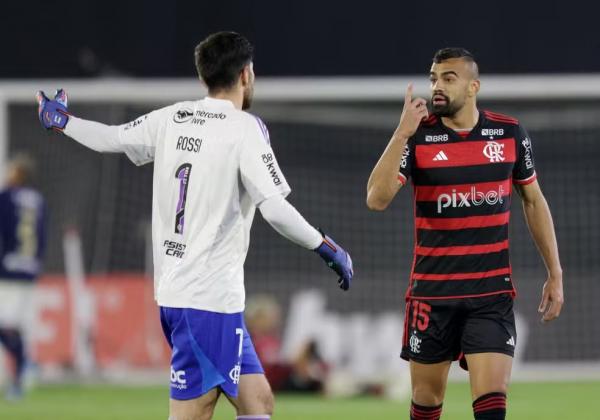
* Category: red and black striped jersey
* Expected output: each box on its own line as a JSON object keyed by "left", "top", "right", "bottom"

{"left": 398, "top": 110, "right": 537, "bottom": 300}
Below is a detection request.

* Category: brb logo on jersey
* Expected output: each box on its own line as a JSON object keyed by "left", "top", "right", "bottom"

{"left": 483, "top": 141, "right": 505, "bottom": 163}
{"left": 481, "top": 128, "right": 504, "bottom": 137}
{"left": 170, "top": 367, "right": 187, "bottom": 390}
{"left": 425, "top": 134, "right": 449, "bottom": 143}
{"left": 437, "top": 186, "right": 505, "bottom": 214}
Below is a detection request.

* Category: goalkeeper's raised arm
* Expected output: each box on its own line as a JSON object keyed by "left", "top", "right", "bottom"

{"left": 36, "top": 89, "right": 166, "bottom": 166}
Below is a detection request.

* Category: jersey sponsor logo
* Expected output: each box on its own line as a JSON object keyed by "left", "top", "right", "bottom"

{"left": 176, "top": 136, "right": 203, "bottom": 153}
{"left": 436, "top": 185, "right": 505, "bottom": 214}
{"left": 195, "top": 110, "right": 227, "bottom": 120}
{"left": 174, "top": 108, "right": 228, "bottom": 125}
{"left": 522, "top": 137, "right": 534, "bottom": 169}
{"left": 481, "top": 128, "right": 504, "bottom": 137}
{"left": 425, "top": 134, "right": 449, "bottom": 143}
{"left": 170, "top": 367, "right": 187, "bottom": 390}
{"left": 400, "top": 144, "right": 410, "bottom": 169}
{"left": 124, "top": 115, "right": 148, "bottom": 131}
{"left": 409, "top": 332, "right": 421, "bottom": 354}
{"left": 123, "top": 115, "right": 148, "bottom": 130}
{"left": 164, "top": 240, "right": 186, "bottom": 258}
{"left": 173, "top": 108, "right": 194, "bottom": 123}
{"left": 483, "top": 141, "right": 505, "bottom": 162}
{"left": 261, "top": 153, "right": 282, "bottom": 186}
{"left": 432, "top": 150, "right": 449, "bottom": 161}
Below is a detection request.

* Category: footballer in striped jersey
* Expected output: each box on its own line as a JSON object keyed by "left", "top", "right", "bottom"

{"left": 367, "top": 48, "right": 563, "bottom": 420}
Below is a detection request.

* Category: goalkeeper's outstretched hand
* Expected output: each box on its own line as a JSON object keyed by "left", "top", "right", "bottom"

{"left": 314, "top": 231, "right": 353, "bottom": 291}
{"left": 36, "top": 89, "right": 69, "bottom": 131}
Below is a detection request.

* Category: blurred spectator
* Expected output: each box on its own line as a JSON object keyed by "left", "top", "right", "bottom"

{"left": 245, "top": 295, "right": 328, "bottom": 392}
{"left": 0, "top": 154, "right": 46, "bottom": 400}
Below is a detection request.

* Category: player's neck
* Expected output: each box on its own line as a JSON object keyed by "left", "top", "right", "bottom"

{"left": 209, "top": 89, "right": 244, "bottom": 110}
{"left": 441, "top": 105, "right": 479, "bottom": 131}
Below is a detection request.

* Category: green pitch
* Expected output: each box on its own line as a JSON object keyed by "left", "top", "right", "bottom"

{"left": 1, "top": 381, "right": 599, "bottom": 419}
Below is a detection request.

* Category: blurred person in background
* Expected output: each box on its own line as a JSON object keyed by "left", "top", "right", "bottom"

{"left": 36, "top": 31, "right": 353, "bottom": 420}
{"left": 367, "top": 48, "right": 563, "bottom": 420}
{"left": 0, "top": 154, "right": 47, "bottom": 400}
{"left": 245, "top": 295, "right": 328, "bottom": 393}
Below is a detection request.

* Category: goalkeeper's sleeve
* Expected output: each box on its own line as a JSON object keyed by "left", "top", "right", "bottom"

{"left": 258, "top": 194, "right": 322, "bottom": 250}
{"left": 63, "top": 117, "right": 123, "bottom": 152}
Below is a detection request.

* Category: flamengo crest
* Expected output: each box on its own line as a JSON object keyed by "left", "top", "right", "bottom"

{"left": 483, "top": 141, "right": 505, "bottom": 163}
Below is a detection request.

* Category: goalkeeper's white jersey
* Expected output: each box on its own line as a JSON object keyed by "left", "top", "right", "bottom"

{"left": 118, "top": 97, "right": 290, "bottom": 313}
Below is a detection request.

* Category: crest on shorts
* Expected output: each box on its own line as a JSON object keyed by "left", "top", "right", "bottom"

{"left": 229, "top": 363, "right": 241, "bottom": 385}
{"left": 409, "top": 332, "right": 422, "bottom": 354}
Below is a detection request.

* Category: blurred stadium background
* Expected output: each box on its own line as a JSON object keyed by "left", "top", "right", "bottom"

{"left": 1, "top": 1, "right": 600, "bottom": 419}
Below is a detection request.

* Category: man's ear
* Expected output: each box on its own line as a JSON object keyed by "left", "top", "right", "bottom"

{"left": 469, "top": 79, "right": 481, "bottom": 97}
{"left": 240, "top": 64, "right": 251, "bottom": 87}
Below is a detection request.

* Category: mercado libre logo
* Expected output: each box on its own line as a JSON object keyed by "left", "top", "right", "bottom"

{"left": 173, "top": 108, "right": 194, "bottom": 123}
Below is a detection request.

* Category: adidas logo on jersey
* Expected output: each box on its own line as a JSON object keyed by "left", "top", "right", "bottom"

{"left": 506, "top": 336, "right": 515, "bottom": 347}
{"left": 432, "top": 151, "right": 449, "bottom": 161}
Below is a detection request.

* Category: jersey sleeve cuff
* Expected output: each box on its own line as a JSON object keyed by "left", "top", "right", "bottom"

{"left": 513, "top": 172, "right": 537, "bottom": 185}
{"left": 398, "top": 172, "right": 408, "bottom": 186}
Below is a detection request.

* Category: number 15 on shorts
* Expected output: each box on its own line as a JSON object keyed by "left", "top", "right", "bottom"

{"left": 411, "top": 301, "right": 431, "bottom": 331}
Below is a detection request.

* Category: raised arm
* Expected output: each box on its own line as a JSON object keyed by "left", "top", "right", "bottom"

{"left": 37, "top": 89, "right": 161, "bottom": 166}
{"left": 514, "top": 180, "right": 564, "bottom": 322}
{"left": 36, "top": 89, "right": 120, "bottom": 151}
{"left": 366, "top": 84, "right": 428, "bottom": 210}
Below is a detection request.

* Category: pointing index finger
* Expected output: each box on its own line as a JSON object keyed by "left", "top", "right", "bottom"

{"left": 405, "top": 83, "right": 413, "bottom": 104}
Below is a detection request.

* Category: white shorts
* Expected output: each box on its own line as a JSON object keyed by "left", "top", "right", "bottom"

{"left": 0, "top": 280, "right": 35, "bottom": 329}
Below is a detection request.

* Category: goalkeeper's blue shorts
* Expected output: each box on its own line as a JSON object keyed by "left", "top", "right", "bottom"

{"left": 160, "top": 306, "right": 264, "bottom": 400}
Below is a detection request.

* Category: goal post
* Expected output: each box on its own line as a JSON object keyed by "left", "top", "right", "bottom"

{"left": 1, "top": 75, "right": 599, "bottom": 382}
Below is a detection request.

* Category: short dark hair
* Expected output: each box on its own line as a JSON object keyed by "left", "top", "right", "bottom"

{"left": 433, "top": 47, "right": 479, "bottom": 77}
{"left": 433, "top": 47, "right": 475, "bottom": 63}
{"left": 194, "top": 31, "right": 254, "bottom": 91}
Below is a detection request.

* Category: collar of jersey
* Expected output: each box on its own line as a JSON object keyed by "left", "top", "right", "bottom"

{"left": 437, "top": 110, "right": 483, "bottom": 141}
{"left": 203, "top": 96, "right": 235, "bottom": 108}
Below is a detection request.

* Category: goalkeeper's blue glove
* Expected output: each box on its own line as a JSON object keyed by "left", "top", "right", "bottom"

{"left": 314, "top": 230, "right": 353, "bottom": 291}
{"left": 36, "top": 89, "right": 69, "bottom": 131}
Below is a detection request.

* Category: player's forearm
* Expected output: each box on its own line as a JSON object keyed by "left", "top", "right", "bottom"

{"left": 63, "top": 117, "right": 123, "bottom": 153}
{"left": 366, "top": 131, "right": 407, "bottom": 211}
{"left": 523, "top": 196, "right": 563, "bottom": 276}
{"left": 258, "top": 195, "right": 323, "bottom": 250}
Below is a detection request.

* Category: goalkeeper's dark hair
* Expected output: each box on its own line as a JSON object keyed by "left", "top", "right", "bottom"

{"left": 433, "top": 47, "right": 479, "bottom": 77}
{"left": 195, "top": 32, "right": 254, "bottom": 92}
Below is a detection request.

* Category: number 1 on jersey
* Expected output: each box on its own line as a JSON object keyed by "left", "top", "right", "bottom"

{"left": 175, "top": 163, "right": 192, "bottom": 234}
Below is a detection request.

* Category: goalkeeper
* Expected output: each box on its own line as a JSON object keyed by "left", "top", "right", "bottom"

{"left": 36, "top": 31, "right": 353, "bottom": 420}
